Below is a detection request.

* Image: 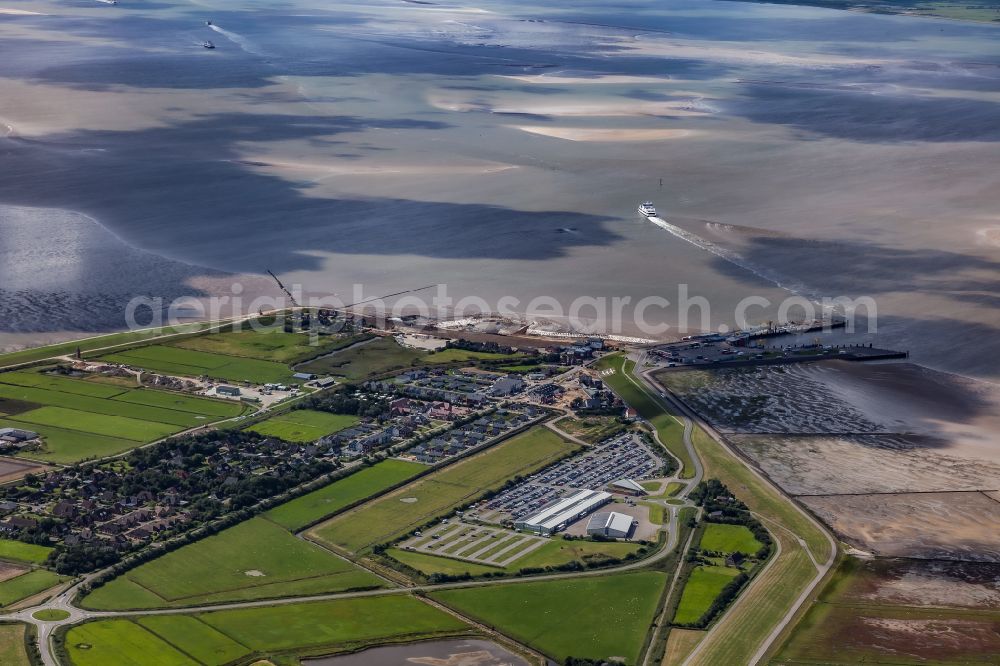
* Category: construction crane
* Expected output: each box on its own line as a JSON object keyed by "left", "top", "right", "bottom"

{"left": 265, "top": 269, "right": 300, "bottom": 308}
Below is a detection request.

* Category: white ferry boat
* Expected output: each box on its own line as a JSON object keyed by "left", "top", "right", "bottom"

{"left": 638, "top": 201, "right": 656, "bottom": 217}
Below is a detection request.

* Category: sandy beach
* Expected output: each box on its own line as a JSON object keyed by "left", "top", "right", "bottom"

{"left": 511, "top": 126, "right": 698, "bottom": 141}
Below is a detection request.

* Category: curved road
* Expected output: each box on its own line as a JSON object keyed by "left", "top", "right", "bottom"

{"left": 5, "top": 350, "right": 833, "bottom": 666}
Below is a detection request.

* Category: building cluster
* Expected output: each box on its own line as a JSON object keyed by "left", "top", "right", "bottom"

{"left": 479, "top": 434, "right": 661, "bottom": 536}
{"left": 386, "top": 368, "right": 526, "bottom": 405}
{"left": 544, "top": 337, "right": 605, "bottom": 365}
{"left": 0, "top": 433, "right": 335, "bottom": 556}
{"left": 0, "top": 427, "right": 40, "bottom": 452}
{"left": 515, "top": 489, "right": 613, "bottom": 535}
{"left": 402, "top": 406, "right": 541, "bottom": 465}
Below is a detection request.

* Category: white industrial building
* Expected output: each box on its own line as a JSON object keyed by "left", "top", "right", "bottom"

{"left": 611, "top": 478, "right": 646, "bottom": 495}
{"left": 586, "top": 511, "right": 635, "bottom": 539}
{"left": 515, "top": 489, "right": 612, "bottom": 535}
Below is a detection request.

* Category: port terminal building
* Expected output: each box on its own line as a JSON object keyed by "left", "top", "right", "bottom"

{"left": 587, "top": 511, "right": 635, "bottom": 539}
{"left": 515, "top": 489, "right": 612, "bottom": 535}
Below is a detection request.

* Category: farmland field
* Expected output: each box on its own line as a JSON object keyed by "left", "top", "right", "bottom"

{"left": 66, "top": 596, "right": 467, "bottom": 666}
{"left": 263, "top": 459, "right": 425, "bottom": 531}
{"left": 0, "top": 380, "right": 226, "bottom": 427}
{"left": 700, "top": 524, "right": 763, "bottom": 556}
{"left": 110, "top": 390, "right": 244, "bottom": 418}
{"left": 422, "top": 348, "right": 524, "bottom": 363}
{"left": 81, "top": 518, "right": 384, "bottom": 610}
{"left": 172, "top": 330, "right": 368, "bottom": 364}
{"left": 65, "top": 619, "right": 194, "bottom": 666}
{"left": 308, "top": 427, "right": 577, "bottom": 554}
{"left": 138, "top": 616, "right": 251, "bottom": 665}
{"left": 431, "top": 572, "right": 666, "bottom": 664}
{"left": 247, "top": 409, "right": 359, "bottom": 443}
{"left": 0, "top": 421, "right": 144, "bottom": 463}
{"left": 0, "top": 370, "right": 244, "bottom": 462}
{"left": 0, "top": 622, "right": 30, "bottom": 666}
{"left": 298, "top": 336, "right": 426, "bottom": 380}
{"left": 101, "top": 345, "right": 298, "bottom": 384}
{"left": 14, "top": 407, "right": 177, "bottom": 441}
{"left": 673, "top": 566, "right": 741, "bottom": 625}
{"left": 0, "top": 569, "right": 66, "bottom": 607}
{"left": 0, "top": 539, "right": 53, "bottom": 565}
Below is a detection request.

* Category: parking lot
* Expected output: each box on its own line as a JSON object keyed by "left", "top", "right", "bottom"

{"left": 477, "top": 434, "right": 662, "bottom": 524}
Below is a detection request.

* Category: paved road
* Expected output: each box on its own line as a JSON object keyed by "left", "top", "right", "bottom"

{"left": 639, "top": 360, "right": 836, "bottom": 666}
{"left": 7, "top": 350, "right": 827, "bottom": 666}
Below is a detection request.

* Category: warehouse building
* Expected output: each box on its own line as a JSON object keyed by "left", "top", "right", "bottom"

{"left": 515, "top": 489, "right": 612, "bottom": 535}
{"left": 587, "top": 511, "right": 635, "bottom": 539}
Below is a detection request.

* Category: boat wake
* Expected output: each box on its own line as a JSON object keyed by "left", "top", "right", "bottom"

{"left": 645, "top": 215, "right": 824, "bottom": 305}
{"left": 208, "top": 24, "right": 264, "bottom": 55}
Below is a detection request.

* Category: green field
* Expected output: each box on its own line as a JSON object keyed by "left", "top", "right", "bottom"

{"left": 596, "top": 355, "right": 694, "bottom": 478}
{"left": 0, "top": 370, "right": 244, "bottom": 462}
{"left": 700, "top": 524, "right": 763, "bottom": 556}
{"left": 0, "top": 539, "right": 53, "bottom": 565}
{"left": 263, "top": 459, "right": 426, "bottom": 531}
{"left": 110, "top": 390, "right": 243, "bottom": 418}
{"left": 247, "top": 409, "right": 359, "bottom": 443}
{"left": 673, "top": 566, "right": 741, "bottom": 626}
{"left": 138, "top": 616, "right": 251, "bottom": 665}
{"left": 81, "top": 518, "right": 384, "bottom": 610}
{"left": 102, "top": 345, "right": 297, "bottom": 384}
{"left": 14, "top": 406, "right": 178, "bottom": 441}
{"left": 172, "top": 330, "right": 368, "bottom": 364}
{"left": 0, "top": 622, "right": 30, "bottom": 666}
{"left": 66, "top": 619, "right": 195, "bottom": 666}
{"left": 423, "top": 348, "right": 524, "bottom": 363}
{"left": 0, "top": 322, "right": 212, "bottom": 369}
{"left": 308, "top": 427, "right": 577, "bottom": 554}
{"left": 0, "top": 569, "right": 66, "bottom": 607}
{"left": 557, "top": 415, "right": 627, "bottom": 444}
{"left": 67, "top": 596, "right": 467, "bottom": 666}
{"left": 298, "top": 336, "right": 427, "bottom": 380}
{"left": 432, "top": 572, "right": 666, "bottom": 664}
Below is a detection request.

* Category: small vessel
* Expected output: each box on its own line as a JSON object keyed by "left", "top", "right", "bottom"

{"left": 638, "top": 201, "right": 657, "bottom": 217}
{"left": 203, "top": 41, "right": 215, "bottom": 49}
{"left": 206, "top": 20, "right": 212, "bottom": 25}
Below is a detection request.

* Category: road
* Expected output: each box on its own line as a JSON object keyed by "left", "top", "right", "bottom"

{"left": 638, "top": 360, "right": 836, "bottom": 666}
{"left": 4, "top": 349, "right": 830, "bottom": 666}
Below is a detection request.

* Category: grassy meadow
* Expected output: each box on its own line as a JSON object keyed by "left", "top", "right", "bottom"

{"left": 247, "top": 409, "right": 358, "bottom": 443}
{"left": 0, "top": 569, "right": 67, "bottom": 607}
{"left": 263, "top": 459, "right": 425, "bottom": 531}
{"left": 81, "top": 518, "right": 384, "bottom": 610}
{"left": 64, "top": 596, "right": 469, "bottom": 666}
{"left": 700, "top": 523, "right": 763, "bottom": 556}
{"left": 0, "top": 538, "right": 53, "bottom": 565}
{"left": 0, "top": 622, "right": 31, "bottom": 666}
{"left": 673, "top": 566, "right": 741, "bottom": 625}
{"left": 431, "top": 572, "right": 666, "bottom": 664}
{"left": 101, "top": 345, "right": 297, "bottom": 384}
{"left": 0, "top": 370, "right": 244, "bottom": 462}
{"left": 298, "top": 336, "right": 426, "bottom": 380}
